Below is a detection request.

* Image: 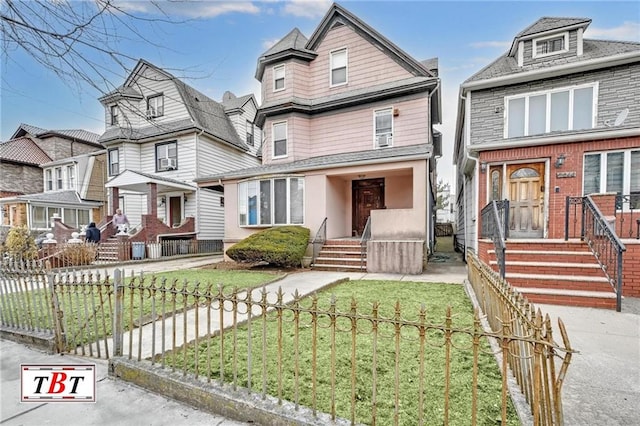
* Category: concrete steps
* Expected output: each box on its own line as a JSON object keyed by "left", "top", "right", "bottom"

{"left": 313, "top": 239, "right": 366, "bottom": 272}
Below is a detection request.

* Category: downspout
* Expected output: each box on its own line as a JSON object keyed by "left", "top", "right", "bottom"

{"left": 195, "top": 129, "right": 204, "bottom": 236}
{"left": 460, "top": 89, "right": 478, "bottom": 257}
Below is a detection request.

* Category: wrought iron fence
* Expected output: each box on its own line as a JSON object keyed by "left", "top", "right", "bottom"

{"left": 467, "top": 253, "right": 575, "bottom": 426}
{"left": 615, "top": 194, "right": 640, "bottom": 239}
{"left": 480, "top": 200, "right": 509, "bottom": 279}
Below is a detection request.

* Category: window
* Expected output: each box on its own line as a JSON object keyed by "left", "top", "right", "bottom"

{"left": 55, "top": 167, "right": 63, "bottom": 190}
{"left": 374, "top": 108, "right": 393, "bottom": 148}
{"left": 273, "top": 64, "right": 285, "bottom": 91}
{"left": 66, "top": 165, "right": 75, "bottom": 190}
{"left": 147, "top": 94, "right": 164, "bottom": 118}
{"left": 506, "top": 83, "right": 597, "bottom": 138}
{"left": 31, "top": 206, "right": 63, "bottom": 229}
{"left": 272, "top": 122, "right": 287, "bottom": 158}
{"left": 156, "top": 141, "right": 177, "bottom": 171}
{"left": 533, "top": 33, "right": 568, "bottom": 58}
{"left": 246, "top": 120, "right": 254, "bottom": 146}
{"left": 584, "top": 149, "right": 640, "bottom": 209}
{"left": 46, "top": 169, "right": 53, "bottom": 191}
{"left": 330, "top": 48, "right": 347, "bottom": 86}
{"left": 108, "top": 148, "right": 119, "bottom": 176}
{"left": 238, "top": 177, "right": 304, "bottom": 226}
{"left": 110, "top": 105, "right": 119, "bottom": 125}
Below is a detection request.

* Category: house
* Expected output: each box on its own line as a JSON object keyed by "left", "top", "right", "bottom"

{"left": 98, "top": 59, "right": 261, "bottom": 243}
{"left": 196, "top": 3, "right": 442, "bottom": 274}
{"left": 454, "top": 17, "right": 640, "bottom": 308}
{"left": 0, "top": 124, "right": 103, "bottom": 234}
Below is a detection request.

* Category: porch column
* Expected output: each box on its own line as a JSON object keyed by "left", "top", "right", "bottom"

{"left": 111, "top": 187, "right": 120, "bottom": 214}
{"left": 147, "top": 182, "right": 157, "bottom": 217}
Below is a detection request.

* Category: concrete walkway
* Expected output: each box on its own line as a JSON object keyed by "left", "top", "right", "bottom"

{"left": 3, "top": 253, "right": 639, "bottom": 425}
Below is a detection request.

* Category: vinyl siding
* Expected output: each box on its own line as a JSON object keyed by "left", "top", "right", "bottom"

{"left": 197, "top": 134, "right": 261, "bottom": 177}
{"left": 118, "top": 192, "right": 146, "bottom": 229}
{"left": 263, "top": 60, "right": 311, "bottom": 104}
{"left": 197, "top": 188, "right": 224, "bottom": 239}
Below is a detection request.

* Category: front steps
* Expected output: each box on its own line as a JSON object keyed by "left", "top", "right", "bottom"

{"left": 486, "top": 240, "right": 617, "bottom": 309}
{"left": 312, "top": 239, "right": 366, "bottom": 272}
{"left": 96, "top": 238, "right": 121, "bottom": 262}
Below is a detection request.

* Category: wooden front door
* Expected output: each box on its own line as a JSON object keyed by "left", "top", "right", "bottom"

{"left": 352, "top": 178, "right": 385, "bottom": 237}
{"left": 169, "top": 196, "right": 182, "bottom": 227}
{"left": 507, "top": 164, "right": 544, "bottom": 238}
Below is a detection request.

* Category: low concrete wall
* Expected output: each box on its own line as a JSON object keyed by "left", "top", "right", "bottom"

{"left": 367, "top": 240, "right": 424, "bottom": 274}
{"left": 371, "top": 208, "right": 425, "bottom": 239}
{"left": 110, "top": 357, "right": 350, "bottom": 426}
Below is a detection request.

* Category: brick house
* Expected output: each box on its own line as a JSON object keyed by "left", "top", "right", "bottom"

{"left": 454, "top": 17, "right": 640, "bottom": 308}
{"left": 196, "top": 3, "right": 441, "bottom": 274}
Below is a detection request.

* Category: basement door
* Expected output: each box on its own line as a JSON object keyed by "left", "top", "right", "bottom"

{"left": 507, "top": 164, "right": 544, "bottom": 238}
{"left": 169, "top": 196, "right": 182, "bottom": 227}
{"left": 352, "top": 178, "right": 385, "bottom": 237}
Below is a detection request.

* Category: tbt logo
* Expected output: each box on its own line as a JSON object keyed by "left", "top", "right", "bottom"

{"left": 21, "top": 364, "right": 96, "bottom": 402}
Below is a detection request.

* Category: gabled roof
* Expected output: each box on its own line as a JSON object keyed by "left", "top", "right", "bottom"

{"left": 0, "top": 137, "right": 52, "bottom": 165}
{"left": 508, "top": 17, "right": 592, "bottom": 56}
{"left": 11, "top": 123, "right": 101, "bottom": 146}
{"left": 196, "top": 143, "right": 432, "bottom": 182}
{"left": 98, "top": 59, "right": 249, "bottom": 151}
{"left": 221, "top": 92, "right": 255, "bottom": 113}
{"left": 105, "top": 169, "right": 196, "bottom": 193}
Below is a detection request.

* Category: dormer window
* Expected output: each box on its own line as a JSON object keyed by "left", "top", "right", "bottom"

{"left": 533, "top": 33, "right": 568, "bottom": 58}
{"left": 110, "top": 105, "right": 119, "bottom": 125}
{"left": 147, "top": 94, "right": 164, "bottom": 118}
{"left": 273, "top": 64, "right": 285, "bottom": 92}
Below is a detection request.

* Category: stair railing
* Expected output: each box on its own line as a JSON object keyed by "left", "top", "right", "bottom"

{"left": 614, "top": 194, "right": 640, "bottom": 239}
{"left": 582, "top": 196, "right": 626, "bottom": 312}
{"left": 360, "top": 216, "right": 372, "bottom": 271}
{"left": 311, "top": 217, "right": 327, "bottom": 266}
{"left": 480, "top": 200, "right": 509, "bottom": 279}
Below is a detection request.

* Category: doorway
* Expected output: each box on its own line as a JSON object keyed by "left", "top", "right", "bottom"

{"left": 169, "top": 196, "right": 182, "bottom": 227}
{"left": 507, "top": 163, "right": 544, "bottom": 238}
{"left": 352, "top": 178, "right": 384, "bottom": 237}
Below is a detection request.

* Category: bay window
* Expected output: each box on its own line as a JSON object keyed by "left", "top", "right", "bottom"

{"left": 239, "top": 177, "right": 304, "bottom": 226}
{"left": 506, "top": 83, "right": 597, "bottom": 138}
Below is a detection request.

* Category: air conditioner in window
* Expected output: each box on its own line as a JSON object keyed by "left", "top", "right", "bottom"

{"left": 376, "top": 134, "right": 392, "bottom": 148}
{"left": 160, "top": 158, "right": 176, "bottom": 169}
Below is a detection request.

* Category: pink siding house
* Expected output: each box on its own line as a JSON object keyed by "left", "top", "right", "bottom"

{"left": 196, "top": 3, "right": 441, "bottom": 273}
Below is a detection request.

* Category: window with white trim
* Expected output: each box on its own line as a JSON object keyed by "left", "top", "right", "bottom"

{"left": 31, "top": 206, "right": 89, "bottom": 229}
{"left": 66, "top": 165, "right": 75, "bottom": 190}
{"left": 272, "top": 122, "right": 287, "bottom": 158}
{"left": 246, "top": 120, "right": 254, "bottom": 146}
{"left": 533, "top": 33, "right": 568, "bottom": 58}
{"left": 238, "top": 177, "right": 304, "bottom": 226}
{"left": 330, "top": 48, "right": 347, "bottom": 86}
{"left": 55, "top": 167, "right": 63, "bottom": 190}
{"left": 147, "top": 94, "right": 164, "bottom": 118}
{"left": 110, "top": 105, "right": 119, "bottom": 125}
{"left": 506, "top": 83, "right": 597, "bottom": 138}
{"left": 45, "top": 169, "right": 53, "bottom": 191}
{"left": 156, "top": 141, "right": 177, "bottom": 171}
{"left": 108, "top": 148, "right": 119, "bottom": 176}
{"left": 374, "top": 108, "right": 393, "bottom": 148}
{"left": 584, "top": 149, "right": 640, "bottom": 209}
{"left": 273, "top": 64, "right": 285, "bottom": 91}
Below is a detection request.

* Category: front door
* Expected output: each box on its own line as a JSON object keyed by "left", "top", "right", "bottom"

{"left": 507, "top": 164, "right": 544, "bottom": 238}
{"left": 352, "top": 178, "right": 385, "bottom": 237}
{"left": 169, "top": 196, "right": 182, "bottom": 227}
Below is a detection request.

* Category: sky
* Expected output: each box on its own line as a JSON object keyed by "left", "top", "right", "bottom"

{"left": 1, "top": 0, "right": 639, "bottom": 188}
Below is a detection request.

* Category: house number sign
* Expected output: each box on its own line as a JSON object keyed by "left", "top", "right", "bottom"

{"left": 556, "top": 171, "right": 576, "bottom": 178}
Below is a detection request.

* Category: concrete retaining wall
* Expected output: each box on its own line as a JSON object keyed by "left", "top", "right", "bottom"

{"left": 366, "top": 240, "right": 424, "bottom": 274}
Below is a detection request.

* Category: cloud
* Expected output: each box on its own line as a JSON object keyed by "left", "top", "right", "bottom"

{"left": 586, "top": 21, "right": 640, "bottom": 42}
{"left": 115, "top": 1, "right": 260, "bottom": 19}
{"left": 282, "top": 0, "right": 332, "bottom": 19}
{"left": 469, "top": 41, "right": 511, "bottom": 49}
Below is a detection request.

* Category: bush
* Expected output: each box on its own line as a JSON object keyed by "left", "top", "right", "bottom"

{"left": 57, "top": 243, "right": 98, "bottom": 266}
{"left": 4, "top": 226, "right": 38, "bottom": 260}
{"left": 226, "top": 226, "right": 310, "bottom": 268}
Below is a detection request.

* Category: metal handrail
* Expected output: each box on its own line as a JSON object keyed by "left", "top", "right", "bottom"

{"left": 614, "top": 194, "right": 640, "bottom": 239}
{"left": 359, "top": 216, "right": 371, "bottom": 271}
{"left": 583, "top": 196, "right": 626, "bottom": 312}
{"left": 480, "top": 200, "right": 509, "bottom": 279}
{"left": 311, "top": 217, "right": 327, "bottom": 266}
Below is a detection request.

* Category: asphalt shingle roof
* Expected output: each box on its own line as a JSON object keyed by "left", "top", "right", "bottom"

{"left": 13, "top": 123, "right": 101, "bottom": 145}
{"left": 260, "top": 28, "right": 312, "bottom": 58}
{"left": 197, "top": 143, "right": 431, "bottom": 182}
{"left": 515, "top": 17, "right": 591, "bottom": 38}
{"left": 15, "top": 190, "right": 81, "bottom": 204}
{"left": 0, "top": 137, "right": 52, "bottom": 165}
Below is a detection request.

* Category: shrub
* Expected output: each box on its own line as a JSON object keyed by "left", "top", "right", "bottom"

{"left": 226, "top": 226, "right": 310, "bottom": 268}
{"left": 4, "top": 226, "right": 38, "bottom": 260}
{"left": 57, "top": 243, "right": 98, "bottom": 266}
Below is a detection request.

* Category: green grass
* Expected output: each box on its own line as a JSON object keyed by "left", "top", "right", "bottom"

{"left": 168, "top": 280, "right": 519, "bottom": 425}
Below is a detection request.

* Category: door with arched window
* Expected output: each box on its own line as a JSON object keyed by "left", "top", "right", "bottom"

{"left": 507, "top": 163, "right": 545, "bottom": 238}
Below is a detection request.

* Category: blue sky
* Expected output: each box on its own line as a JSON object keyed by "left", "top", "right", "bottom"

{"left": 1, "top": 0, "right": 639, "bottom": 186}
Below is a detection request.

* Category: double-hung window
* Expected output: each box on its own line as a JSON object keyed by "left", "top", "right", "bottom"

{"left": 45, "top": 169, "right": 53, "bottom": 191}
{"left": 272, "top": 122, "right": 287, "bottom": 158}
{"left": 246, "top": 120, "right": 254, "bottom": 146}
{"left": 374, "top": 108, "right": 393, "bottom": 148}
{"left": 273, "top": 64, "right": 285, "bottom": 91}
{"left": 238, "top": 177, "right": 304, "bottom": 226}
{"left": 506, "top": 83, "right": 597, "bottom": 138}
{"left": 55, "top": 167, "right": 63, "bottom": 190}
{"left": 156, "top": 141, "right": 177, "bottom": 171}
{"left": 147, "top": 94, "right": 164, "bottom": 118}
{"left": 110, "top": 105, "right": 119, "bottom": 125}
{"left": 330, "top": 48, "right": 347, "bottom": 86}
{"left": 66, "top": 165, "right": 75, "bottom": 190}
{"left": 533, "top": 33, "right": 568, "bottom": 58}
{"left": 108, "top": 148, "right": 120, "bottom": 176}
{"left": 584, "top": 149, "right": 640, "bottom": 209}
